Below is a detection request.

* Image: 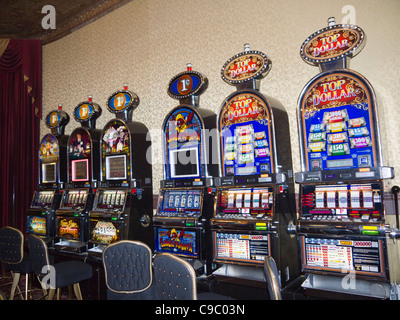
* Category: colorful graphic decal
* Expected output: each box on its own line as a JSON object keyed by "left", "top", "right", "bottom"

{"left": 39, "top": 134, "right": 59, "bottom": 162}
{"left": 163, "top": 107, "right": 205, "bottom": 179}
{"left": 219, "top": 93, "right": 273, "bottom": 176}
{"left": 91, "top": 220, "right": 119, "bottom": 244}
{"left": 57, "top": 218, "right": 80, "bottom": 239}
{"left": 68, "top": 128, "right": 91, "bottom": 160}
{"left": 27, "top": 216, "right": 47, "bottom": 235}
{"left": 155, "top": 228, "right": 197, "bottom": 258}
{"left": 300, "top": 74, "right": 375, "bottom": 171}
{"left": 101, "top": 120, "right": 130, "bottom": 181}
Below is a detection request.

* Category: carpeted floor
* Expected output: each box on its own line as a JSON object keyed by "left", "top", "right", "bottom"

{"left": 0, "top": 271, "right": 75, "bottom": 300}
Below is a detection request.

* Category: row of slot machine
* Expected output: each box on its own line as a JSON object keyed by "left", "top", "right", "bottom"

{"left": 27, "top": 86, "right": 153, "bottom": 256}
{"left": 26, "top": 17, "right": 400, "bottom": 299}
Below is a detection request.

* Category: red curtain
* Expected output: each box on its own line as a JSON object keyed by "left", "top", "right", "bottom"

{"left": 0, "top": 39, "right": 42, "bottom": 231}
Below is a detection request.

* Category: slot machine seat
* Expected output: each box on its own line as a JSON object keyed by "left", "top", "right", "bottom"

{"left": 27, "top": 234, "right": 92, "bottom": 300}
{"left": 263, "top": 256, "right": 282, "bottom": 300}
{"left": 0, "top": 226, "right": 34, "bottom": 300}
{"left": 102, "top": 240, "right": 158, "bottom": 300}
{"left": 153, "top": 253, "right": 235, "bottom": 300}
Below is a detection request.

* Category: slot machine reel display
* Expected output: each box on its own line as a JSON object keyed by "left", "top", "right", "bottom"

{"left": 294, "top": 17, "right": 400, "bottom": 299}
{"left": 210, "top": 44, "right": 298, "bottom": 291}
{"left": 88, "top": 84, "right": 153, "bottom": 256}
{"left": 55, "top": 96, "right": 102, "bottom": 253}
{"left": 154, "top": 64, "right": 218, "bottom": 275}
{"left": 27, "top": 106, "right": 70, "bottom": 245}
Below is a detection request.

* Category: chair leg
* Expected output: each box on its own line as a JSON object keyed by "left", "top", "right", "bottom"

{"left": 68, "top": 285, "right": 73, "bottom": 300}
{"left": 73, "top": 283, "right": 83, "bottom": 300}
{"left": 25, "top": 273, "right": 29, "bottom": 301}
{"left": 47, "top": 288, "right": 56, "bottom": 300}
{"left": 9, "top": 272, "right": 20, "bottom": 300}
{"left": 38, "top": 276, "right": 47, "bottom": 298}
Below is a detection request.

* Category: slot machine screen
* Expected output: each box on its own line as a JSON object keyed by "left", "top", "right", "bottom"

{"left": 301, "top": 235, "right": 386, "bottom": 277}
{"left": 213, "top": 232, "right": 270, "bottom": 264}
{"left": 56, "top": 217, "right": 81, "bottom": 240}
{"left": 155, "top": 227, "right": 198, "bottom": 258}
{"left": 42, "top": 162, "right": 57, "bottom": 183}
{"left": 157, "top": 189, "right": 203, "bottom": 217}
{"left": 105, "top": 154, "right": 127, "bottom": 180}
{"left": 26, "top": 216, "right": 47, "bottom": 235}
{"left": 71, "top": 159, "right": 89, "bottom": 182}
{"left": 170, "top": 148, "right": 199, "bottom": 178}
{"left": 90, "top": 219, "right": 120, "bottom": 244}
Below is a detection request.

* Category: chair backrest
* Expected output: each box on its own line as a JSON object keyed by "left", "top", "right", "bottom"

{"left": 153, "top": 253, "right": 197, "bottom": 300}
{"left": 27, "top": 234, "right": 50, "bottom": 275}
{"left": 102, "top": 240, "right": 153, "bottom": 294}
{"left": 0, "top": 227, "right": 24, "bottom": 264}
{"left": 263, "top": 255, "right": 282, "bottom": 300}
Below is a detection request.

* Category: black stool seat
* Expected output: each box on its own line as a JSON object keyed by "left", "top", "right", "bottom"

{"left": 27, "top": 234, "right": 92, "bottom": 300}
{"left": 4, "top": 255, "right": 33, "bottom": 274}
{"left": 52, "top": 261, "right": 93, "bottom": 288}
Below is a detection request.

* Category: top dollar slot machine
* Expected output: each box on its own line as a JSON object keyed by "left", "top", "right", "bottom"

{"left": 293, "top": 17, "right": 400, "bottom": 299}
{"left": 210, "top": 44, "right": 298, "bottom": 296}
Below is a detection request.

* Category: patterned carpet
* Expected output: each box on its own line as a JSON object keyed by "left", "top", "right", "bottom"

{"left": 0, "top": 271, "right": 74, "bottom": 300}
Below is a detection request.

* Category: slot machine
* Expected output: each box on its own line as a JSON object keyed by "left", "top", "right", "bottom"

{"left": 293, "top": 17, "right": 400, "bottom": 299}
{"left": 88, "top": 84, "right": 153, "bottom": 256}
{"left": 210, "top": 44, "right": 298, "bottom": 293}
{"left": 154, "top": 64, "right": 218, "bottom": 275}
{"left": 26, "top": 106, "right": 69, "bottom": 245}
{"left": 55, "top": 96, "right": 102, "bottom": 253}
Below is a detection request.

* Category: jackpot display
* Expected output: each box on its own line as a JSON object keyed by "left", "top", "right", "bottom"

{"left": 88, "top": 85, "right": 153, "bottom": 256}
{"left": 294, "top": 18, "right": 399, "bottom": 299}
{"left": 27, "top": 108, "right": 69, "bottom": 244}
{"left": 154, "top": 64, "right": 218, "bottom": 274}
{"left": 55, "top": 97, "right": 102, "bottom": 252}
{"left": 210, "top": 45, "right": 298, "bottom": 291}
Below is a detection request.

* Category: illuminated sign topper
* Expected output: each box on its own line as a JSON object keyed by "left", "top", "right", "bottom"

{"left": 45, "top": 109, "right": 69, "bottom": 129}
{"left": 106, "top": 90, "right": 139, "bottom": 114}
{"left": 73, "top": 101, "right": 101, "bottom": 122}
{"left": 221, "top": 47, "right": 271, "bottom": 85}
{"left": 167, "top": 68, "right": 207, "bottom": 100}
{"left": 300, "top": 23, "right": 365, "bottom": 65}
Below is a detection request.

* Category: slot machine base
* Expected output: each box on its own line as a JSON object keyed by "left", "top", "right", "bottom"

{"left": 55, "top": 240, "right": 87, "bottom": 253}
{"left": 212, "top": 264, "right": 266, "bottom": 288}
{"left": 301, "top": 274, "right": 392, "bottom": 300}
{"left": 87, "top": 244, "right": 106, "bottom": 258}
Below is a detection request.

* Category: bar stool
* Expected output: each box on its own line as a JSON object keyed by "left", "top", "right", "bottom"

{"left": 153, "top": 253, "right": 234, "bottom": 300}
{"left": 102, "top": 240, "right": 158, "bottom": 300}
{"left": 0, "top": 226, "right": 34, "bottom": 300}
{"left": 27, "top": 234, "right": 93, "bottom": 300}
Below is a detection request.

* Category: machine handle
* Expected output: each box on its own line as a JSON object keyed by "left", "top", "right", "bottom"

{"left": 392, "top": 186, "right": 400, "bottom": 230}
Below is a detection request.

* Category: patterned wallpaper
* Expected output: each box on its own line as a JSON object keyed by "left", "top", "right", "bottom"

{"left": 42, "top": 0, "right": 400, "bottom": 195}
